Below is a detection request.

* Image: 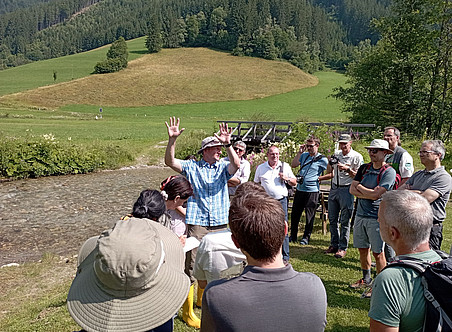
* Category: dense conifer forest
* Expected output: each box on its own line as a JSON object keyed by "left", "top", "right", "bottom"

{"left": 0, "top": 0, "right": 390, "bottom": 71}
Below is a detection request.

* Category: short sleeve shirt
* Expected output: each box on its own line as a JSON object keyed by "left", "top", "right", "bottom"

{"left": 331, "top": 148, "right": 363, "bottom": 187}
{"left": 295, "top": 152, "right": 328, "bottom": 192}
{"left": 193, "top": 230, "right": 246, "bottom": 284}
{"left": 369, "top": 250, "right": 442, "bottom": 331}
{"left": 354, "top": 164, "right": 396, "bottom": 219}
{"left": 406, "top": 166, "right": 452, "bottom": 224}
{"left": 254, "top": 161, "right": 295, "bottom": 199}
{"left": 180, "top": 159, "right": 232, "bottom": 226}
{"left": 222, "top": 157, "right": 251, "bottom": 195}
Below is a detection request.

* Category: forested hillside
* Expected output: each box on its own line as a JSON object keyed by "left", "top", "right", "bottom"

{"left": 0, "top": 0, "right": 390, "bottom": 71}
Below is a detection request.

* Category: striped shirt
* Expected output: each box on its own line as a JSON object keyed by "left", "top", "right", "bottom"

{"left": 181, "top": 158, "right": 233, "bottom": 226}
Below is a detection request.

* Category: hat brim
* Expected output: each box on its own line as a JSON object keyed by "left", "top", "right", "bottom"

{"left": 67, "top": 220, "right": 190, "bottom": 332}
{"left": 364, "top": 146, "right": 393, "bottom": 153}
{"left": 197, "top": 142, "right": 223, "bottom": 154}
{"left": 338, "top": 140, "right": 351, "bottom": 143}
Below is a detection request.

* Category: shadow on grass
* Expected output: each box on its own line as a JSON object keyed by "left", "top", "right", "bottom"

{"left": 130, "top": 50, "right": 148, "bottom": 55}
{"left": 290, "top": 245, "right": 362, "bottom": 273}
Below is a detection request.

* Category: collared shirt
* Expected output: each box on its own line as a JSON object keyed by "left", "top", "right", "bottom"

{"left": 181, "top": 159, "right": 233, "bottom": 226}
{"left": 222, "top": 157, "right": 251, "bottom": 195}
{"left": 331, "top": 148, "right": 363, "bottom": 187}
{"left": 254, "top": 161, "right": 295, "bottom": 200}
{"left": 406, "top": 166, "right": 452, "bottom": 224}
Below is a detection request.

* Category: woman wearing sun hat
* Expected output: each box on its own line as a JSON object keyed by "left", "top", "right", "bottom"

{"left": 67, "top": 217, "right": 190, "bottom": 332}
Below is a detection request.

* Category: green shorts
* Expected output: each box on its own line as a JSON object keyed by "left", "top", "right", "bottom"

{"left": 353, "top": 216, "right": 384, "bottom": 253}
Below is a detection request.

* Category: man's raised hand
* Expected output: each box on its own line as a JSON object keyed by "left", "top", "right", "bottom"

{"left": 214, "top": 122, "right": 232, "bottom": 144}
{"left": 165, "top": 117, "right": 185, "bottom": 138}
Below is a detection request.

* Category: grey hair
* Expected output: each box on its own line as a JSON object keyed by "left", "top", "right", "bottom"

{"left": 233, "top": 140, "right": 246, "bottom": 150}
{"left": 384, "top": 126, "right": 401, "bottom": 145}
{"left": 423, "top": 140, "right": 446, "bottom": 161}
{"left": 381, "top": 190, "right": 433, "bottom": 250}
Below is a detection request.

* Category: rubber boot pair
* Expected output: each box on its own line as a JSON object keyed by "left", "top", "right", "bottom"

{"left": 182, "top": 284, "right": 201, "bottom": 328}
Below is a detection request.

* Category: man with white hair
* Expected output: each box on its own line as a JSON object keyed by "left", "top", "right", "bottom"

{"left": 222, "top": 140, "right": 251, "bottom": 195}
{"left": 369, "top": 190, "right": 442, "bottom": 331}
{"left": 398, "top": 140, "right": 452, "bottom": 250}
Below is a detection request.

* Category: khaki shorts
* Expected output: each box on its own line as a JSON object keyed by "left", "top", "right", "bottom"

{"left": 353, "top": 216, "right": 384, "bottom": 253}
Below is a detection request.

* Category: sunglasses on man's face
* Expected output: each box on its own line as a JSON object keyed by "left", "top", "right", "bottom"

{"left": 367, "top": 148, "right": 383, "bottom": 154}
{"left": 233, "top": 147, "right": 244, "bottom": 152}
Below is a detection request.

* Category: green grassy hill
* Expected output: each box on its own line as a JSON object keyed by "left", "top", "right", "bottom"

{"left": 0, "top": 39, "right": 347, "bottom": 149}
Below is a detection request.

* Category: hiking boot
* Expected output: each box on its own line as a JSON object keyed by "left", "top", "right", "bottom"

{"left": 334, "top": 249, "right": 347, "bottom": 258}
{"left": 324, "top": 246, "right": 338, "bottom": 254}
{"left": 300, "top": 238, "right": 309, "bottom": 245}
{"left": 350, "top": 278, "right": 372, "bottom": 289}
{"left": 361, "top": 286, "right": 373, "bottom": 298}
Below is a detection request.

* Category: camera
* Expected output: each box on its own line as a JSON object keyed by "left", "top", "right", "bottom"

{"left": 329, "top": 155, "right": 339, "bottom": 166}
{"left": 296, "top": 175, "right": 304, "bottom": 185}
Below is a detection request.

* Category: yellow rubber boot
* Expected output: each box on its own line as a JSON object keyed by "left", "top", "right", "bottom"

{"left": 196, "top": 285, "right": 204, "bottom": 307}
{"left": 182, "top": 285, "right": 201, "bottom": 328}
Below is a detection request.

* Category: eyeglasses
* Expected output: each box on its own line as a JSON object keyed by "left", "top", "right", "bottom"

{"left": 419, "top": 150, "right": 436, "bottom": 156}
{"left": 306, "top": 144, "right": 316, "bottom": 148}
{"left": 233, "top": 147, "right": 244, "bottom": 152}
{"left": 367, "top": 148, "right": 382, "bottom": 154}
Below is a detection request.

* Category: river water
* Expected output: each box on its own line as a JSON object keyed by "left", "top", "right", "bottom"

{"left": 0, "top": 167, "right": 174, "bottom": 266}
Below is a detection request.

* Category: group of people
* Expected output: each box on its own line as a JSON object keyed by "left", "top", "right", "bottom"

{"left": 66, "top": 117, "right": 451, "bottom": 332}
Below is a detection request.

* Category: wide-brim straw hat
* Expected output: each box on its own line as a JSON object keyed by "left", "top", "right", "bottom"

{"left": 67, "top": 217, "right": 190, "bottom": 332}
{"left": 197, "top": 136, "right": 222, "bottom": 154}
{"left": 364, "top": 139, "right": 393, "bottom": 153}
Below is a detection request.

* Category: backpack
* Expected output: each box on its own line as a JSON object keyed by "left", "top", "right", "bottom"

{"left": 383, "top": 252, "right": 452, "bottom": 332}
{"left": 359, "top": 163, "right": 401, "bottom": 189}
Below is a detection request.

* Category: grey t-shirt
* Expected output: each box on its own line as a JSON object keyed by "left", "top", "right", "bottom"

{"left": 406, "top": 166, "right": 452, "bottom": 224}
{"left": 201, "top": 264, "right": 327, "bottom": 332}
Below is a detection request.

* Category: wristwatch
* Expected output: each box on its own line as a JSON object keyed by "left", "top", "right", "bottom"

{"left": 224, "top": 143, "right": 232, "bottom": 148}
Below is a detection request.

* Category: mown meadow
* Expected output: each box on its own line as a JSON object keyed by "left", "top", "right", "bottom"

{"left": 0, "top": 38, "right": 451, "bottom": 332}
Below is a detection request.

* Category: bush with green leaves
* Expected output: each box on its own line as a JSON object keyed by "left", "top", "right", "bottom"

{"left": 93, "top": 37, "right": 128, "bottom": 74}
{"left": 0, "top": 134, "right": 134, "bottom": 179}
{"left": 174, "top": 129, "right": 209, "bottom": 160}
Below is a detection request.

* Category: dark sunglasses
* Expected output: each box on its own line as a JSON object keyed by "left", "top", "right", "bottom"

{"left": 233, "top": 147, "right": 244, "bottom": 152}
{"left": 367, "top": 148, "right": 382, "bottom": 154}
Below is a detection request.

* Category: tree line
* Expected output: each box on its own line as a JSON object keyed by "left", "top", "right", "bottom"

{"left": 0, "top": 0, "right": 389, "bottom": 70}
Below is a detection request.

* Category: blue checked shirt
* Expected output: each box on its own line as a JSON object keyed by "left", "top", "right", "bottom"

{"left": 180, "top": 158, "right": 233, "bottom": 226}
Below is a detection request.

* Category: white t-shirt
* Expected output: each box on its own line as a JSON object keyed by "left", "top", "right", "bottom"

{"left": 193, "top": 230, "right": 246, "bottom": 284}
{"left": 222, "top": 157, "right": 251, "bottom": 195}
{"left": 254, "top": 161, "right": 295, "bottom": 199}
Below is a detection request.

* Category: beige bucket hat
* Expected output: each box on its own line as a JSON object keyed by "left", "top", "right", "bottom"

{"left": 67, "top": 217, "right": 190, "bottom": 332}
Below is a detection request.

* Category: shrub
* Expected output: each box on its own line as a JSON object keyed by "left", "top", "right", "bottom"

{"left": 0, "top": 134, "right": 133, "bottom": 179}
{"left": 174, "top": 129, "right": 209, "bottom": 160}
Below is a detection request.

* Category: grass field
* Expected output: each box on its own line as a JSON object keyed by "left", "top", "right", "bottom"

{"left": 0, "top": 37, "right": 148, "bottom": 96}
{"left": 0, "top": 44, "right": 347, "bottom": 162}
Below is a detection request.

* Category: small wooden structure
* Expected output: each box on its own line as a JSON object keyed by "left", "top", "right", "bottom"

{"left": 217, "top": 120, "right": 293, "bottom": 147}
{"left": 217, "top": 120, "right": 376, "bottom": 149}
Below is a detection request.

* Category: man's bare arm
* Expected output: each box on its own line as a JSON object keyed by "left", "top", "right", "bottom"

{"left": 356, "top": 184, "right": 387, "bottom": 200}
{"left": 215, "top": 123, "right": 240, "bottom": 175}
{"left": 370, "top": 318, "right": 399, "bottom": 332}
{"left": 164, "top": 117, "right": 184, "bottom": 173}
